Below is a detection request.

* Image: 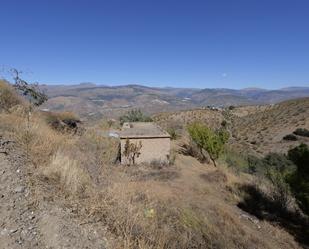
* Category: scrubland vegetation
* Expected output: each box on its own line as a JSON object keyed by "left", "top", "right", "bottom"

{"left": 119, "top": 109, "right": 153, "bottom": 125}
{"left": 229, "top": 98, "right": 309, "bottom": 156}
{"left": 1, "top": 79, "right": 309, "bottom": 248}
{"left": 187, "top": 122, "right": 229, "bottom": 166}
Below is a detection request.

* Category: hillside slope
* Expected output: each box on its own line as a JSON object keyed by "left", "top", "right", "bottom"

{"left": 153, "top": 108, "right": 224, "bottom": 132}
{"left": 0, "top": 118, "right": 302, "bottom": 249}
{"left": 230, "top": 98, "right": 309, "bottom": 155}
{"left": 1, "top": 80, "right": 307, "bottom": 248}
{"left": 154, "top": 97, "right": 309, "bottom": 156}
{"left": 41, "top": 84, "right": 309, "bottom": 119}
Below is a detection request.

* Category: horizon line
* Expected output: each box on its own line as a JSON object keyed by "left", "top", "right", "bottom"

{"left": 39, "top": 82, "right": 309, "bottom": 91}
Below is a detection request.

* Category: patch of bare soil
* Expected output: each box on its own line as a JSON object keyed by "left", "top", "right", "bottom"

{"left": 0, "top": 136, "right": 107, "bottom": 249}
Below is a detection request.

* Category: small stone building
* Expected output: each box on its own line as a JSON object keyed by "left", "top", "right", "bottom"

{"left": 119, "top": 122, "right": 171, "bottom": 165}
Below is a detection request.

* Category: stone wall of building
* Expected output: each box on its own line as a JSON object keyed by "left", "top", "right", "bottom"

{"left": 120, "top": 137, "right": 170, "bottom": 164}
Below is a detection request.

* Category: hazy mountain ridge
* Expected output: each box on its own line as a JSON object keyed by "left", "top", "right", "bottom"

{"left": 41, "top": 83, "right": 309, "bottom": 118}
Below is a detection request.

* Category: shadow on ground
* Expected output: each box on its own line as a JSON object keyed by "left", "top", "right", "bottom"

{"left": 178, "top": 143, "right": 208, "bottom": 163}
{"left": 237, "top": 184, "right": 309, "bottom": 246}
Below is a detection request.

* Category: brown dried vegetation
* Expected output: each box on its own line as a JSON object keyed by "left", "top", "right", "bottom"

{"left": 0, "top": 82, "right": 306, "bottom": 249}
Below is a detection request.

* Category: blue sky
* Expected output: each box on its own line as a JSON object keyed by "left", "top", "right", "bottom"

{"left": 1, "top": 0, "right": 309, "bottom": 89}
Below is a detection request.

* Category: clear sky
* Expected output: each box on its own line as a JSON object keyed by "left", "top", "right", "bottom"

{"left": 1, "top": 0, "right": 309, "bottom": 89}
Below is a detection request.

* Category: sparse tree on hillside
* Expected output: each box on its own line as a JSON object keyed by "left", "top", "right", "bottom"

{"left": 10, "top": 69, "right": 48, "bottom": 159}
{"left": 119, "top": 109, "right": 152, "bottom": 125}
{"left": 11, "top": 69, "right": 48, "bottom": 107}
{"left": 187, "top": 122, "right": 229, "bottom": 166}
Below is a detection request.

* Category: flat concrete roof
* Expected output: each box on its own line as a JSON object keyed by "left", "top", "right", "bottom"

{"left": 119, "top": 122, "right": 170, "bottom": 139}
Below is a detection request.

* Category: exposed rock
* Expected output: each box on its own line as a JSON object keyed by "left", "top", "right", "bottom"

{"left": 14, "top": 186, "right": 26, "bottom": 193}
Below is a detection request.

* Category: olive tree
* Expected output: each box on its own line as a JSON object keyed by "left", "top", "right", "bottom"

{"left": 187, "top": 122, "right": 229, "bottom": 166}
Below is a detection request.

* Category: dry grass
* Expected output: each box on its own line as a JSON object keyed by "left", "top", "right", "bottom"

{"left": 0, "top": 110, "right": 64, "bottom": 167}
{"left": 42, "top": 110, "right": 79, "bottom": 124}
{"left": 35, "top": 126, "right": 119, "bottom": 195}
{"left": 230, "top": 98, "right": 309, "bottom": 155}
{"left": 62, "top": 146, "right": 299, "bottom": 249}
{"left": 0, "top": 80, "right": 24, "bottom": 112}
{"left": 82, "top": 172, "right": 299, "bottom": 249}
{"left": 43, "top": 151, "right": 92, "bottom": 194}
{"left": 77, "top": 128, "right": 119, "bottom": 165}
{"left": 14, "top": 114, "right": 65, "bottom": 167}
{"left": 0, "top": 88, "right": 304, "bottom": 249}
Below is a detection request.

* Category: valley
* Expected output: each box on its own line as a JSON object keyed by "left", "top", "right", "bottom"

{"left": 40, "top": 83, "right": 309, "bottom": 120}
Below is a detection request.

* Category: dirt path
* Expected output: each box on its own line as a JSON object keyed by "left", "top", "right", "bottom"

{"left": 0, "top": 137, "right": 107, "bottom": 249}
{"left": 0, "top": 142, "right": 43, "bottom": 248}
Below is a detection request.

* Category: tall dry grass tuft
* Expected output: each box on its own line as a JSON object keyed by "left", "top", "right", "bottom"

{"left": 14, "top": 114, "right": 65, "bottom": 167}
{"left": 77, "top": 129, "right": 119, "bottom": 166}
{"left": 0, "top": 80, "right": 24, "bottom": 112}
{"left": 43, "top": 151, "right": 92, "bottom": 194}
{"left": 0, "top": 102, "right": 67, "bottom": 168}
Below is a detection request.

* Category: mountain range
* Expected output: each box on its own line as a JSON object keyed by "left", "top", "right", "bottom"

{"left": 41, "top": 83, "right": 309, "bottom": 119}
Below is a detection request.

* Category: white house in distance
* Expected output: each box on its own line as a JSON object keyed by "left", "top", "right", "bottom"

{"left": 118, "top": 122, "right": 171, "bottom": 165}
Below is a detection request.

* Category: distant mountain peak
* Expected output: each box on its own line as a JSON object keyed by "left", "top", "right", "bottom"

{"left": 241, "top": 87, "right": 266, "bottom": 91}
{"left": 78, "top": 82, "right": 97, "bottom": 86}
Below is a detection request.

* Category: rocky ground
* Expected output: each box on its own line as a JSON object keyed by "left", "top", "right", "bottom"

{"left": 0, "top": 136, "right": 107, "bottom": 249}
{"left": 0, "top": 136, "right": 41, "bottom": 248}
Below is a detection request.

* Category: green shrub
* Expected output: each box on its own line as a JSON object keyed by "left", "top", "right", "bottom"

{"left": 220, "top": 149, "right": 249, "bottom": 173}
{"left": 234, "top": 153, "right": 294, "bottom": 210}
{"left": 221, "top": 120, "right": 227, "bottom": 128}
{"left": 293, "top": 128, "right": 309, "bottom": 137}
{"left": 167, "top": 127, "right": 178, "bottom": 140}
{"left": 262, "top": 153, "right": 296, "bottom": 209}
{"left": 222, "top": 144, "right": 309, "bottom": 214}
{"left": 228, "top": 105, "right": 235, "bottom": 110}
{"left": 187, "top": 122, "right": 229, "bottom": 166}
{"left": 287, "top": 143, "right": 309, "bottom": 215}
{"left": 43, "top": 111, "right": 81, "bottom": 133}
{"left": 247, "top": 155, "right": 265, "bottom": 174}
{"left": 283, "top": 134, "right": 298, "bottom": 141}
{"left": 119, "top": 109, "right": 152, "bottom": 125}
{"left": 262, "top": 153, "right": 295, "bottom": 175}
{"left": 180, "top": 140, "right": 207, "bottom": 163}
